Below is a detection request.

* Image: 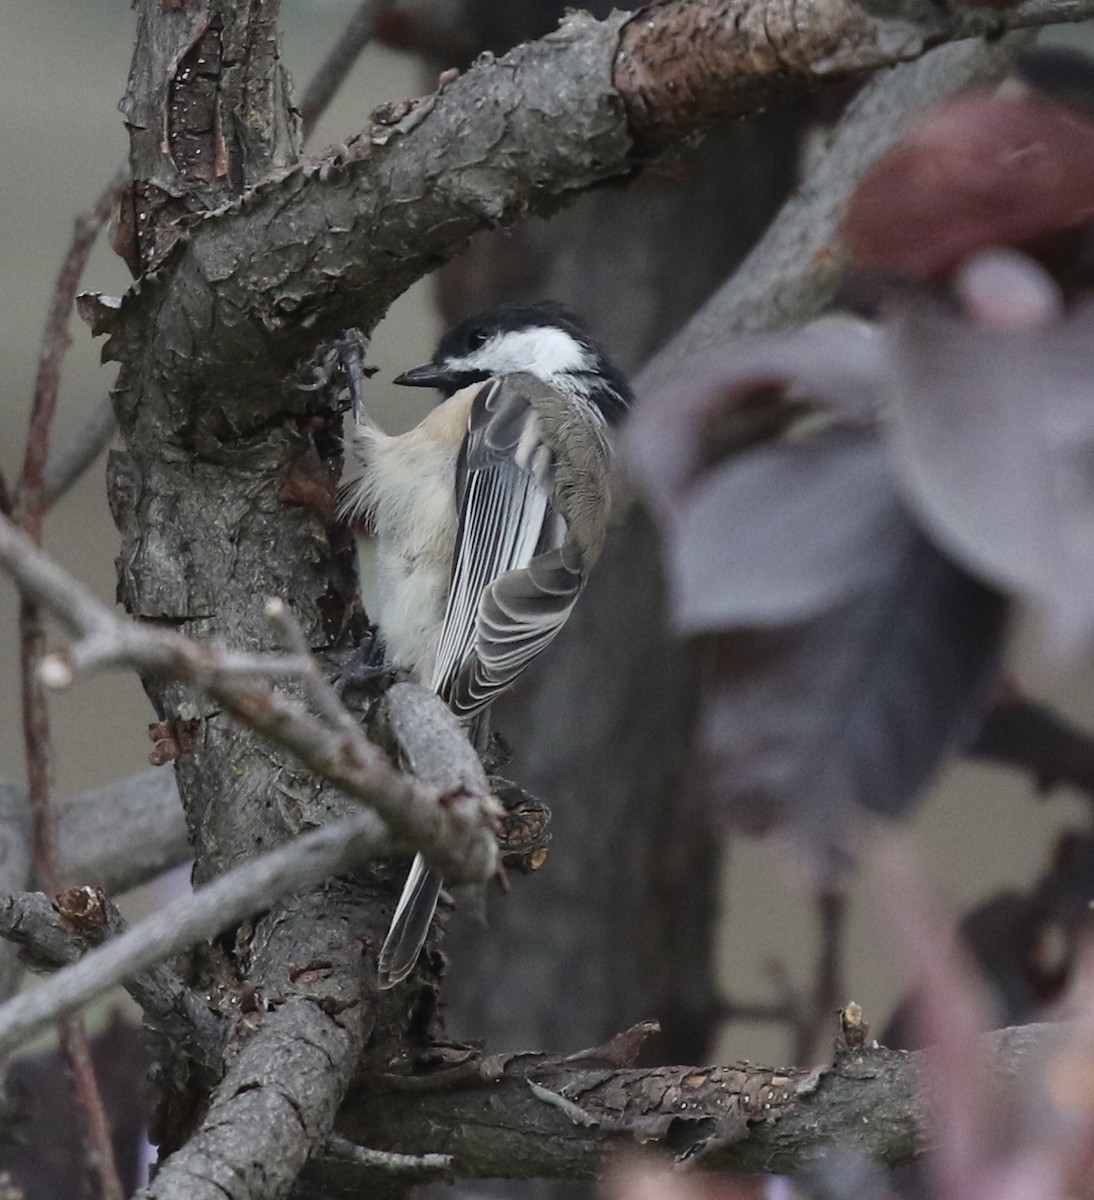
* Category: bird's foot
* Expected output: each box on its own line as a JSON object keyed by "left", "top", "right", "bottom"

{"left": 490, "top": 776, "right": 552, "bottom": 874}
{"left": 334, "top": 626, "right": 403, "bottom": 703}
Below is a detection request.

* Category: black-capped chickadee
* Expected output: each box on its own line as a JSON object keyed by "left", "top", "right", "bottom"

{"left": 342, "top": 304, "right": 632, "bottom": 987}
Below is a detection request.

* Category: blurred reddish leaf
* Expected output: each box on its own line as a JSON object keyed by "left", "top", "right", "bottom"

{"left": 842, "top": 92, "right": 1094, "bottom": 280}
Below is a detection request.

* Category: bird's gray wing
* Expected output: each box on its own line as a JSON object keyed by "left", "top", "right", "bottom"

{"left": 430, "top": 373, "right": 589, "bottom": 718}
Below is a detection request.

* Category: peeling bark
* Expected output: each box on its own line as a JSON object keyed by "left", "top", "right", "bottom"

{"left": 93, "top": 0, "right": 1094, "bottom": 409}
{"left": 313, "top": 1023, "right": 1058, "bottom": 1184}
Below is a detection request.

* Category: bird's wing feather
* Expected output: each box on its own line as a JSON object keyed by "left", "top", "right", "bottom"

{"left": 430, "top": 374, "right": 589, "bottom": 717}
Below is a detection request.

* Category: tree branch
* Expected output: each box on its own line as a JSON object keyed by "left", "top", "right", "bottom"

{"left": 11, "top": 163, "right": 129, "bottom": 1200}
{"left": 0, "top": 513, "right": 500, "bottom": 890}
{"left": 128, "top": 872, "right": 384, "bottom": 1200}
{"left": 15, "top": 170, "right": 124, "bottom": 536}
{"left": 637, "top": 34, "right": 1032, "bottom": 391}
{"left": 317, "top": 1135, "right": 452, "bottom": 1181}
{"left": 57, "top": 769, "right": 189, "bottom": 893}
{"left": 91, "top": 0, "right": 1091, "bottom": 403}
{"left": 0, "top": 890, "right": 224, "bottom": 1073}
{"left": 0, "top": 768, "right": 188, "bottom": 897}
{"left": 323, "top": 1022, "right": 1059, "bottom": 1181}
{"left": 0, "top": 807, "right": 395, "bottom": 1060}
{"left": 299, "top": 0, "right": 400, "bottom": 139}
{"left": 0, "top": 662, "right": 500, "bottom": 1066}
{"left": 42, "top": 395, "right": 117, "bottom": 511}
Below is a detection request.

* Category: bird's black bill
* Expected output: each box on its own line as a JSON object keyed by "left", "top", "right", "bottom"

{"left": 393, "top": 362, "right": 450, "bottom": 388}
{"left": 394, "top": 362, "right": 493, "bottom": 398}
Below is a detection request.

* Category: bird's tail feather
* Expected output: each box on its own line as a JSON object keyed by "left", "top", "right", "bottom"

{"left": 378, "top": 715, "right": 490, "bottom": 987}
{"left": 377, "top": 853, "right": 444, "bottom": 988}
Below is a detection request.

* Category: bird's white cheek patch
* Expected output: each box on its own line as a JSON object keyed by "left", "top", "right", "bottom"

{"left": 452, "top": 327, "right": 593, "bottom": 379}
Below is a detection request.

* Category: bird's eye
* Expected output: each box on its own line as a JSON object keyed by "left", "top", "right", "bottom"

{"left": 466, "top": 328, "right": 489, "bottom": 350}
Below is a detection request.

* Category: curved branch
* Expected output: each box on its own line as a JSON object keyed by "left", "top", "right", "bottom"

{"left": 0, "top": 890, "right": 224, "bottom": 1072}
{"left": 299, "top": 0, "right": 400, "bottom": 139}
{"left": 43, "top": 396, "right": 117, "bottom": 511}
{"left": 0, "top": 768, "right": 189, "bottom": 897}
{"left": 94, "top": 0, "right": 1094, "bottom": 418}
{"left": 0, "top": 513, "right": 500, "bottom": 891}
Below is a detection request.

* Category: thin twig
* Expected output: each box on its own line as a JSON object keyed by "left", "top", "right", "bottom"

{"left": 14, "top": 170, "right": 125, "bottom": 536}
{"left": 19, "top": 595, "right": 125, "bottom": 1200}
{"left": 0, "top": 472, "right": 10, "bottom": 518}
{"left": 0, "top": 513, "right": 500, "bottom": 889}
{"left": 0, "top": 808, "right": 393, "bottom": 1060}
{"left": 20, "top": 602, "right": 60, "bottom": 885}
{"left": 59, "top": 1017, "right": 126, "bottom": 1200}
{"left": 299, "top": 0, "right": 398, "bottom": 140}
{"left": 321, "top": 1134, "right": 453, "bottom": 1179}
{"left": 794, "top": 889, "right": 847, "bottom": 1065}
{"left": 43, "top": 395, "right": 118, "bottom": 511}
{"left": 10, "top": 164, "right": 128, "bottom": 1196}
{"left": 19, "top": 601, "right": 124, "bottom": 1200}
{"left": 265, "top": 597, "right": 364, "bottom": 740}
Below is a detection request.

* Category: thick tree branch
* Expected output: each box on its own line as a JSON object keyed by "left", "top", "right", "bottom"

{"left": 136, "top": 886, "right": 376, "bottom": 1200}
{"left": 324, "top": 1023, "right": 1059, "bottom": 1181}
{"left": 91, "top": 0, "right": 1091, "bottom": 411}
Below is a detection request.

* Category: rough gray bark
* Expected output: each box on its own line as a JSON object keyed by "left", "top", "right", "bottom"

{"left": 109, "top": 8, "right": 394, "bottom": 1193}
{"left": 0, "top": 808, "right": 401, "bottom": 1061}
{"left": 314, "top": 1022, "right": 1056, "bottom": 1183}
{"left": 138, "top": 885, "right": 376, "bottom": 1200}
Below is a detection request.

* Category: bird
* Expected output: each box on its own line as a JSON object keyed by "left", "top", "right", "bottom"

{"left": 340, "top": 303, "right": 633, "bottom": 987}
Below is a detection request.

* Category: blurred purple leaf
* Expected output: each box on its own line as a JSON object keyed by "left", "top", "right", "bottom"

{"left": 627, "top": 320, "right": 884, "bottom": 525}
{"left": 886, "top": 309, "right": 1094, "bottom": 654}
{"left": 670, "top": 427, "right": 915, "bottom": 628}
{"left": 841, "top": 89, "right": 1094, "bottom": 282}
{"left": 695, "top": 515, "right": 1005, "bottom": 867}
{"left": 630, "top": 370, "right": 1007, "bottom": 864}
